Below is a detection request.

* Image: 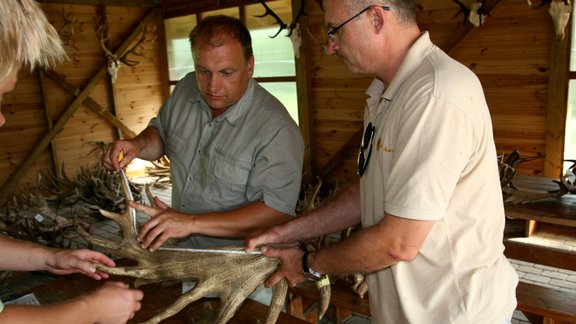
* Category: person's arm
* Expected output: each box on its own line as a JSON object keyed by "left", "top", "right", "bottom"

{"left": 309, "top": 213, "right": 434, "bottom": 275}
{"left": 134, "top": 198, "right": 292, "bottom": 252}
{"left": 0, "top": 281, "right": 143, "bottom": 324}
{"left": 245, "top": 181, "right": 362, "bottom": 250}
{"left": 260, "top": 212, "right": 435, "bottom": 288}
{"left": 103, "top": 126, "right": 165, "bottom": 171}
{"left": 0, "top": 236, "right": 114, "bottom": 279}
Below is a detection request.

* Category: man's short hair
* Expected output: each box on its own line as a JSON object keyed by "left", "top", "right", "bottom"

{"left": 0, "top": 0, "right": 66, "bottom": 86}
{"left": 189, "top": 15, "right": 253, "bottom": 62}
{"left": 344, "top": 0, "right": 417, "bottom": 25}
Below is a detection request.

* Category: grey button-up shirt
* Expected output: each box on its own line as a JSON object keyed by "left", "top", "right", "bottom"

{"left": 149, "top": 72, "right": 304, "bottom": 248}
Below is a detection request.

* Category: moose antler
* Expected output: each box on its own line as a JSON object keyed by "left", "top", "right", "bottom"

{"left": 78, "top": 175, "right": 330, "bottom": 323}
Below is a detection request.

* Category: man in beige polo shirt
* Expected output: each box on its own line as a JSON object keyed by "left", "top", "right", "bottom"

{"left": 247, "top": 0, "right": 518, "bottom": 323}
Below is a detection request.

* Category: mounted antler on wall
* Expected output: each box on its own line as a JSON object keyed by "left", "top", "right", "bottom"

{"left": 451, "top": 0, "right": 489, "bottom": 27}
{"left": 78, "top": 177, "right": 331, "bottom": 323}
{"left": 256, "top": 0, "right": 308, "bottom": 58}
{"left": 58, "top": 8, "right": 80, "bottom": 50}
{"left": 528, "top": 0, "right": 572, "bottom": 40}
{"left": 95, "top": 16, "right": 156, "bottom": 83}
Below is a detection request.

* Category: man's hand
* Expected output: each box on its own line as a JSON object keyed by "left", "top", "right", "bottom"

{"left": 260, "top": 246, "right": 306, "bottom": 288}
{"left": 244, "top": 223, "right": 286, "bottom": 252}
{"left": 45, "top": 249, "right": 116, "bottom": 280}
{"left": 103, "top": 140, "right": 140, "bottom": 171}
{"left": 132, "top": 197, "right": 192, "bottom": 251}
{"left": 82, "top": 281, "right": 143, "bottom": 323}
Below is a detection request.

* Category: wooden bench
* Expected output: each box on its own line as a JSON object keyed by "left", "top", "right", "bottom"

{"left": 516, "top": 281, "right": 576, "bottom": 324}
{"left": 505, "top": 240, "right": 576, "bottom": 324}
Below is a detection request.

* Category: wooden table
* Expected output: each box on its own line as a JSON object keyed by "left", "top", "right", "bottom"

{"left": 28, "top": 272, "right": 308, "bottom": 324}
{"left": 504, "top": 175, "right": 576, "bottom": 236}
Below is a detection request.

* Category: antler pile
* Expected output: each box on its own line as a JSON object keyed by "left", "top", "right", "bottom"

{"left": 78, "top": 176, "right": 330, "bottom": 324}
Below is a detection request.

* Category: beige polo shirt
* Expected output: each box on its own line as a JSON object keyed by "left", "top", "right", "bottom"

{"left": 360, "top": 32, "right": 518, "bottom": 323}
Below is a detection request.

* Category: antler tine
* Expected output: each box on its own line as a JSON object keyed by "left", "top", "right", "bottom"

{"left": 527, "top": 0, "right": 553, "bottom": 8}
{"left": 121, "top": 22, "right": 156, "bottom": 66}
{"left": 287, "top": 0, "right": 308, "bottom": 36}
{"left": 451, "top": 0, "right": 471, "bottom": 25}
{"left": 256, "top": 0, "right": 288, "bottom": 38}
{"left": 95, "top": 19, "right": 116, "bottom": 59}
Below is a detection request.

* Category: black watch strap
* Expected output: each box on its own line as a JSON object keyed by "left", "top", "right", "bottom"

{"left": 302, "top": 250, "right": 324, "bottom": 281}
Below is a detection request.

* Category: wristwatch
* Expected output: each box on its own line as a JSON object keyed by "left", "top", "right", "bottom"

{"left": 301, "top": 250, "right": 324, "bottom": 281}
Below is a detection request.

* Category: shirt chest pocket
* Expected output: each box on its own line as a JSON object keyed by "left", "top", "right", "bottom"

{"left": 212, "top": 150, "right": 251, "bottom": 186}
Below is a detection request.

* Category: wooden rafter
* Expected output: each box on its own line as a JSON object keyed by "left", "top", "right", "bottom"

{"left": 37, "top": 0, "right": 159, "bottom": 7}
{"left": 42, "top": 70, "right": 137, "bottom": 139}
{"left": 37, "top": 69, "right": 65, "bottom": 180}
{"left": 0, "top": 8, "right": 160, "bottom": 206}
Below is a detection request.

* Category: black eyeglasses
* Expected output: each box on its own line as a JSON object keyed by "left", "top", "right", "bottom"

{"left": 327, "top": 5, "right": 392, "bottom": 41}
{"left": 357, "top": 122, "right": 375, "bottom": 176}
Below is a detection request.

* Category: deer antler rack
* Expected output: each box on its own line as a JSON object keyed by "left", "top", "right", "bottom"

{"left": 58, "top": 8, "right": 80, "bottom": 50}
{"left": 95, "top": 15, "right": 156, "bottom": 83}
{"left": 528, "top": 0, "right": 572, "bottom": 39}
{"left": 78, "top": 174, "right": 330, "bottom": 323}
{"left": 256, "top": 0, "right": 307, "bottom": 38}
{"left": 451, "top": 0, "right": 489, "bottom": 27}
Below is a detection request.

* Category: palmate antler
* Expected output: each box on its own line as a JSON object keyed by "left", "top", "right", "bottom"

{"left": 78, "top": 176, "right": 330, "bottom": 323}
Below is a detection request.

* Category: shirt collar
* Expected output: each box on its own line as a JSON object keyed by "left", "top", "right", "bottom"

{"left": 381, "top": 31, "right": 434, "bottom": 101}
{"left": 365, "top": 31, "right": 434, "bottom": 118}
{"left": 219, "top": 79, "right": 255, "bottom": 127}
{"left": 193, "top": 77, "right": 256, "bottom": 127}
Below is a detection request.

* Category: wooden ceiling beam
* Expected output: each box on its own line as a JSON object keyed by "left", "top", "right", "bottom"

{"left": 37, "top": 0, "right": 159, "bottom": 8}
{"left": 161, "top": 0, "right": 262, "bottom": 18}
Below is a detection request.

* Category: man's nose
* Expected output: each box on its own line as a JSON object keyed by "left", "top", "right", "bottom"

{"left": 325, "top": 38, "right": 338, "bottom": 55}
{"left": 208, "top": 74, "right": 221, "bottom": 91}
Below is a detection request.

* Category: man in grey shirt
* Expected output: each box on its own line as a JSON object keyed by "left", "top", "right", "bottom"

{"left": 104, "top": 15, "right": 303, "bottom": 271}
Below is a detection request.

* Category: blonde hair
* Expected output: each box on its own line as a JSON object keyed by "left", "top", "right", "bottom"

{"left": 0, "top": 0, "right": 66, "bottom": 86}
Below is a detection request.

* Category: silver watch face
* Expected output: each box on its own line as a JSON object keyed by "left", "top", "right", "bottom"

{"left": 303, "top": 269, "right": 323, "bottom": 281}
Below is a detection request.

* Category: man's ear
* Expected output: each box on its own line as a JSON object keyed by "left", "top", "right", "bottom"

{"left": 247, "top": 55, "right": 255, "bottom": 77}
{"left": 371, "top": 6, "right": 386, "bottom": 34}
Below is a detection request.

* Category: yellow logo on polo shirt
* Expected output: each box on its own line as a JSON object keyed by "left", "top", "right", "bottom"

{"left": 376, "top": 138, "right": 394, "bottom": 152}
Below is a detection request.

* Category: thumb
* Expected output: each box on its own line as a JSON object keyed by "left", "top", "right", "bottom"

{"left": 245, "top": 234, "right": 266, "bottom": 251}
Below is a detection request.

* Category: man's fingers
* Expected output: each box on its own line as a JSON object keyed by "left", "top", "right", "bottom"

{"left": 129, "top": 201, "right": 159, "bottom": 216}
{"left": 153, "top": 196, "right": 169, "bottom": 209}
{"left": 264, "top": 270, "right": 285, "bottom": 288}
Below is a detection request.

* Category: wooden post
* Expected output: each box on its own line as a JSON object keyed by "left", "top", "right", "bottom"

{"left": 543, "top": 34, "right": 570, "bottom": 178}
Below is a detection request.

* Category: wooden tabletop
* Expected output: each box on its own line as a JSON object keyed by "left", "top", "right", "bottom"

{"left": 28, "top": 272, "right": 308, "bottom": 324}
{"left": 504, "top": 175, "right": 576, "bottom": 227}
